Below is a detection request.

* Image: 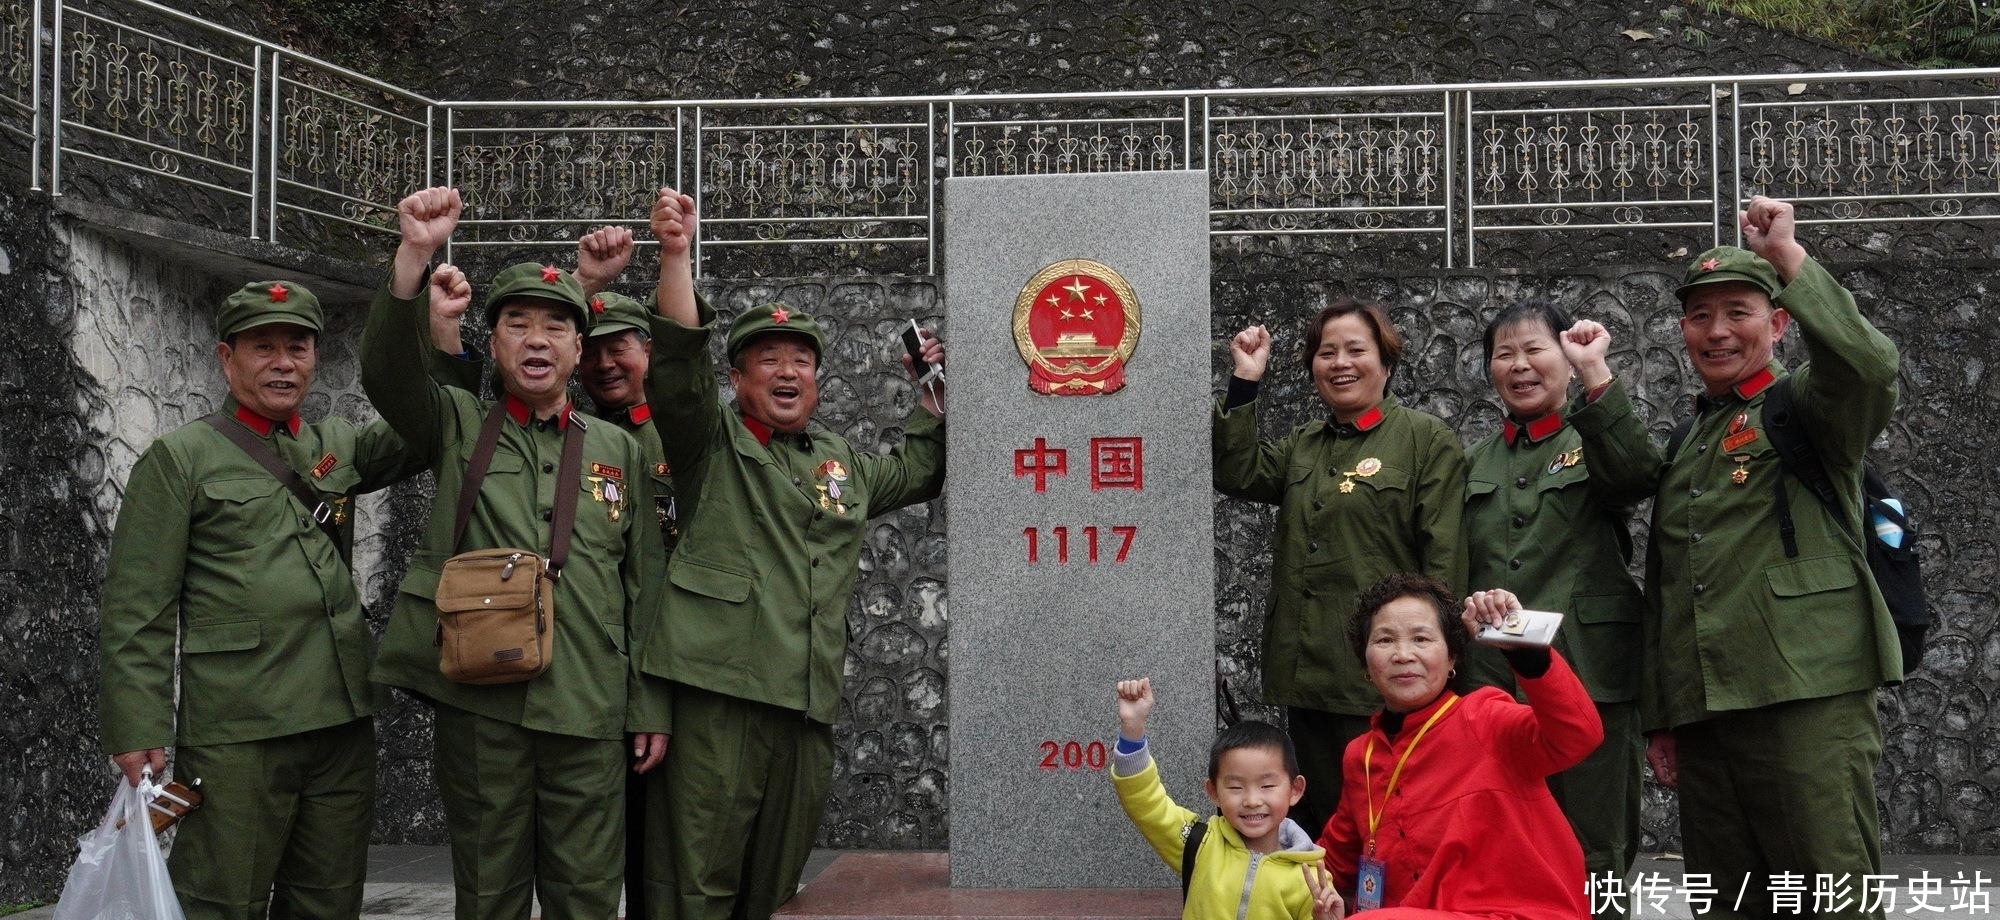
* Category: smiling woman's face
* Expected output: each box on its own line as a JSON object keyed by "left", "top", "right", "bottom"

{"left": 1364, "top": 595, "right": 1455, "bottom": 713}
{"left": 1312, "top": 313, "right": 1388, "bottom": 422}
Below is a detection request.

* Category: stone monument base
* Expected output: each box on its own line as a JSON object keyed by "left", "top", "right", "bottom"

{"left": 775, "top": 852, "right": 1179, "bottom": 920}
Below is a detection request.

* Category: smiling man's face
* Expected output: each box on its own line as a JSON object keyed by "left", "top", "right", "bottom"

{"left": 219, "top": 324, "right": 316, "bottom": 420}
{"left": 491, "top": 299, "right": 582, "bottom": 411}
{"left": 729, "top": 333, "right": 820, "bottom": 434}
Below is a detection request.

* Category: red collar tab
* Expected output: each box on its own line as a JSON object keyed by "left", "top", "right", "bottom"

{"left": 1352, "top": 404, "right": 1384, "bottom": 434}
{"left": 267, "top": 282, "right": 290, "bottom": 303}
{"left": 504, "top": 393, "right": 572, "bottom": 430}
{"left": 234, "top": 404, "right": 301, "bottom": 438}
{"left": 1733, "top": 366, "right": 1778, "bottom": 401}
{"left": 1503, "top": 411, "right": 1565, "bottom": 446}
{"left": 540, "top": 265, "right": 562, "bottom": 283}
{"left": 740, "top": 412, "right": 775, "bottom": 446}
{"left": 614, "top": 402, "right": 652, "bottom": 427}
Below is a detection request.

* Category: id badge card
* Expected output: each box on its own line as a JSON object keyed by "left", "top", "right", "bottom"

{"left": 1357, "top": 854, "right": 1387, "bottom": 912}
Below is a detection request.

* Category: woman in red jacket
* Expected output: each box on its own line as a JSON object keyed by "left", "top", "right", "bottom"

{"left": 1317, "top": 575, "right": 1604, "bottom": 920}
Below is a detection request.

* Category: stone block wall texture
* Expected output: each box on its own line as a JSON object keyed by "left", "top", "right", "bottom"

{"left": 7, "top": 0, "right": 2000, "bottom": 901}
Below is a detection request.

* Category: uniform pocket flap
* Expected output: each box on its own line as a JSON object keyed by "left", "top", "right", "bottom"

{"left": 1465, "top": 478, "right": 1499, "bottom": 497}
{"left": 1537, "top": 463, "right": 1590, "bottom": 492}
{"left": 435, "top": 550, "right": 544, "bottom": 612}
{"left": 1766, "top": 555, "right": 1860, "bottom": 598}
{"left": 670, "top": 558, "right": 753, "bottom": 603}
{"left": 200, "top": 478, "right": 279, "bottom": 504}
{"left": 184, "top": 619, "right": 261, "bottom": 653}
{"left": 1355, "top": 466, "right": 1409, "bottom": 492}
{"left": 1573, "top": 593, "right": 1643, "bottom": 624}
{"left": 315, "top": 465, "right": 362, "bottom": 495}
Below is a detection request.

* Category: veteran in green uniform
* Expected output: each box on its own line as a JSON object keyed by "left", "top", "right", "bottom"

{"left": 1212, "top": 300, "right": 1467, "bottom": 834}
{"left": 98, "top": 281, "right": 427, "bottom": 920}
{"left": 426, "top": 226, "right": 680, "bottom": 920}
{"left": 1461, "top": 300, "right": 1659, "bottom": 913}
{"left": 635, "top": 187, "right": 947, "bottom": 920}
{"left": 362, "top": 186, "right": 670, "bottom": 920}
{"left": 1644, "top": 196, "right": 1900, "bottom": 919}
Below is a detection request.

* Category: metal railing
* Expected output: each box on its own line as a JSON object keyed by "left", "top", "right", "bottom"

{"left": 6, "top": 0, "right": 1997, "bottom": 274}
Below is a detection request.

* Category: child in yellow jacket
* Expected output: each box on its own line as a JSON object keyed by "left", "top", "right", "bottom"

{"left": 1112, "top": 678, "right": 1345, "bottom": 920}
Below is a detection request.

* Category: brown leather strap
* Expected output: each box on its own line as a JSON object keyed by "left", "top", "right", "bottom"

{"left": 450, "top": 404, "right": 511, "bottom": 552}
{"left": 452, "top": 402, "right": 587, "bottom": 579}
{"left": 201, "top": 413, "right": 347, "bottom": 560}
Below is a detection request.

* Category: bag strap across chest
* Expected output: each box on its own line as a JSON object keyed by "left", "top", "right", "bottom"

{"left": 201, "top": 413, "right": 348, "bottom": 560}
{"left": 452, "top": 402, "right": 588, "bottom": 578}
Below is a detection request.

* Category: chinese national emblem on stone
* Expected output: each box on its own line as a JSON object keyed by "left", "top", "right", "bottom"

{"left": 1013, "top": 258, "right": 1142, "bottom": 395}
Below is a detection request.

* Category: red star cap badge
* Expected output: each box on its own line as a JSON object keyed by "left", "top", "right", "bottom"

{"left": 267, "top": 282, "right": 289, "bottom": 303}
{"left": 590, "top": 297, "right": 606, "bottom": 314}
{"left": 771, "top": 307, "right": 791, "bottom": 324}
{"left": 540, "top": 265, "right": 561, "bottom": 283}
{"left": 1699, "top": 258, "right": 1721, "bottom": 272}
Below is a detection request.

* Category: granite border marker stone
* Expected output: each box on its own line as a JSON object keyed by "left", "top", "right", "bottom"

{"left": 944, "top": 171, "right": 1215, "bottom": 888}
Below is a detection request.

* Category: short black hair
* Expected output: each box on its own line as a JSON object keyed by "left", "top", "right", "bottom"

{"left": 1207, "top": 720, "right": 1300, "bottom": 780}
{"left": 1481, "top": 298, "right": 1573, "bottom": 371}
{"left": 1347, "top": 573, "right": 1465, "bottom": 666}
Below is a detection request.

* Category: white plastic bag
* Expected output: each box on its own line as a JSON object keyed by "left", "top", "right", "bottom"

{"left": 52, "top": 773, "right": 187, "bottom": 920}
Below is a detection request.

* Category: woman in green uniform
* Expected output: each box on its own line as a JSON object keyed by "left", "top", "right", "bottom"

{"left": 1213, "top": 298, "right": 1466, "bottom": 835}
{"left": 1461, "top": 299, "right": 1661, "bottom": 911}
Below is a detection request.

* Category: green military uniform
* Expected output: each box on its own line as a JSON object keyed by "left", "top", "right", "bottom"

{"left": 1212, "top": 390, "right": 1466, "bottom": 834}
{"left": 1645, "top": 249, "right": 1900, "bottom": 919}
{"left": 637, "top": 300, "right": 945, "bottom": 920}
{"left": 361, "top": 264, "right": 669, "bottom": 920}
{"left": 98, "top": 281, "right": 426, "bottom": 920}
{"left": 1462, "top": 379, "right": 1659, "bottom": 908}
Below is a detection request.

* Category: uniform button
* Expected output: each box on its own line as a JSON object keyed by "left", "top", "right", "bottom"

{"left": 1313, "top": 500, "right": 1325, "bottom": 511}
{"left": 793, "top": 476, "right": 803, "bottom": 486}
{"left": 1690, "top": 488, "right": 1703, "bottom": 498}
{"left": 1691, "top": 532, "right": 1703, "bottom": 543}
{"left": 1509, "top": 558, "right": 1523, "bottom": 570}
{"left": 1511, "top": 515, "right": 1526, "bottom": 528}
{"left": 543, "top": 462, "right": 555, "bottom": 473}
{"left": 1693, "top": 583, "right": 1706, "bottom": 595}
{"left": 814, "top": 510, "right": 825, "bottom": 520}
{"left": 811, "top": 558, "right": 821, "bottom": 568}
{"left": 1515, "top": 477, "right": 1529, "bottom": 488}
{"left": 1698, "top": 443, "right": 1709, "bottom": 453}
{"left": 541, "top": 510, "right": 552, "bottom": 521}
{"left": 1304, "top": 587, "right": 1317, "bottom": 599}
{"left": 1308, "top": 541, "right": 1321, "bottom": 553}
{"left": 1328, "top": 467, "right": 1339, "bottom": 476}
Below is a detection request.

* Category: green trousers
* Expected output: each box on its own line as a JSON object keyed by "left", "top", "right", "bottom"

{"left": 1284, "top": 706, "right": 1374, "bottom": 839}
{"left": 1552, "top": 701, "right": 1642, "bottom": 918}
{"left": 167, "top": 718, "right": 375, "bottom": 920}
{"left": 1675, "top": 690, "right": 1884, "bottom": 920}
{"left": 641, "top": 684, "right": 834, "bottom": 920}
{"left": 432, "top": 704, "right": 626, "bottom": 920}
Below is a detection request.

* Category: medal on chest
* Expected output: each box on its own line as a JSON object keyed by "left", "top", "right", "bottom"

{"left": 1730, "top": 454, "right": 1752, "bottom": 486}
{"left": 588, "top": 462, "right": 627, "bottom": 523}
{"left": 1546, "top": 446, "right": 1583, "bottom": 476}
{"left": 813, "top": 459, "right": 852, "bottom": 516}
{"left": 1340, "top": 457, "right": 1383, "bottom": 494}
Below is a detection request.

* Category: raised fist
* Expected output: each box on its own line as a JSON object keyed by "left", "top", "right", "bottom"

{"left": 1230, "top": 325, "right": 1273, "bottom": 382}
{"left": 1559, "top": 318, "right": 1612, "bottom": 388}
{"left": 1740, "top": 195, "right": 1806, "bottom": 280}
{"left": 397, "top": 186, "right": 462, "bottom": 254}
{"left": 577, "top": 226, "right": 636, "bottom": 294}
{"left": 650, "top": 187, "right": 697, "bottom": 259}
{"left": 1116, "top": 677, "right": 1155, "bottom": 740}
{"left": 430, "top": 264, "right": 472, "bottom": 323}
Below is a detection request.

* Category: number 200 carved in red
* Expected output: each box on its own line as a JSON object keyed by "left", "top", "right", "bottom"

{"left": 1022, "top": 525, "right": 1136, "bottom": 564}
{"left": 1039, "top": 740, "right": 1109, "bottom": 772}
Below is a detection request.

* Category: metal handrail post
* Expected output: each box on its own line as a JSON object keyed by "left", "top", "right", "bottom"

{"left": 28, "top": 0, "right": 44, "bottom": 190}
{"left": 1442, "top": 90, "right": 1455, "bottom": 269}
{"left": 691, "top": 104, "right": 702, "bottom": 277}
{"left": 266, "top": 50, "right": 280, "bottom": 243}
{"left": 247, "top": 45, "right": 260, "bottom": 239}
{"left": 47, "top": 0, "right": 61, "bottom": 195}
{"left": 925, "top": 100, "right": 935, "bottom": 273}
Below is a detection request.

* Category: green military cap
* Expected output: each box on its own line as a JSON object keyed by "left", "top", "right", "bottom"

{"left": 585, "top": 291, "right": 651, "bottom": 340}
{"left": 483, "top": 262, "right": 591, "bottom": 330}
{"left": 217, "top": 280, "right": 322, "bottom": 339}
{"left": 726, "top": 302, "right": 824, "bottom": 364}
{"left": 1676, "top": 246, "right": 1783, "bottom": 303}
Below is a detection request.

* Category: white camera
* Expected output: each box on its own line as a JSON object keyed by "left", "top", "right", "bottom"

{"left": 1474, "top": 608, "right": 1564, "bottom": 649}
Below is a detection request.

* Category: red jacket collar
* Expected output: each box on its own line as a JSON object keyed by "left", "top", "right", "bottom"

{"left": 503, "top": 393, "right": 573, "bottom": 429}
{"left": 740, "top": 412, "right": 775, "bottom": 446}
{"left": 234, "top": 403, "right": 302, "bottom": 438}
{"left": 1502, "top": 411, "right": 1565, "bottom": 447}
{"left": 1732, "top": 366, "right": 1778, "bottom": 400}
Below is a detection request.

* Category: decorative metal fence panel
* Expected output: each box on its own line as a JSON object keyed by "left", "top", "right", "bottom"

{"left": 10, "top": 0, "right": 1999, "bottom": 273}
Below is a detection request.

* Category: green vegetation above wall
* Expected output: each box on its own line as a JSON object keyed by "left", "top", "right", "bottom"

{"left": 1704, "top": 0, "right": 2000, "bottom": 67}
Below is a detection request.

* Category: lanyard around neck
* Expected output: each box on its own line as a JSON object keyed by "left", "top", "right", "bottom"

{"left": 1363, "top": 693, "right": 1460, "bottom": 848}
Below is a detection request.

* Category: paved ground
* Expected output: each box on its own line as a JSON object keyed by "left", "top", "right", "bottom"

{"left": 19, "top": 849, "right": 1999, "bottom": 919}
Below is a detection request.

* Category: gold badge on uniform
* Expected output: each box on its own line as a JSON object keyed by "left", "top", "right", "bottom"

{"left": 654, "top": 462, "right": 670, "bottom": 477}
{"left": 1730, "top": 454, "right": 1752, "bottom": 485}
{"left": 813, "top": 459, "right": 852, "bottom": 515}
{"left": 1339, "top": 457, "right": 1383, "bottom": 493}
{"left": 330, "top": 496, "right": 348, "bottom": 525}
{"left": 588, "top": 465, "right": 627, "bottom": 523}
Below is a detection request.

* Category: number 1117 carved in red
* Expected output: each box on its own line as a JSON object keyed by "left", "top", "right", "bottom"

{"left": 1022, "top": 525, "right": 1136, "bottom": 564}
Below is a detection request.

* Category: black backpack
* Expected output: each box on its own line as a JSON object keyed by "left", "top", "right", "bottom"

{"left": 1181, "top": 818, "right": 1208, "bottom": 900}
{"left": 1667, "top": 377, "right": 1929, "bottom": 680}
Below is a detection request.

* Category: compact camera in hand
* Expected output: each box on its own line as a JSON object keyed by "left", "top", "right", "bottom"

{"left": 1474, "top": 608, "right": 1563, "bottom": 649}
